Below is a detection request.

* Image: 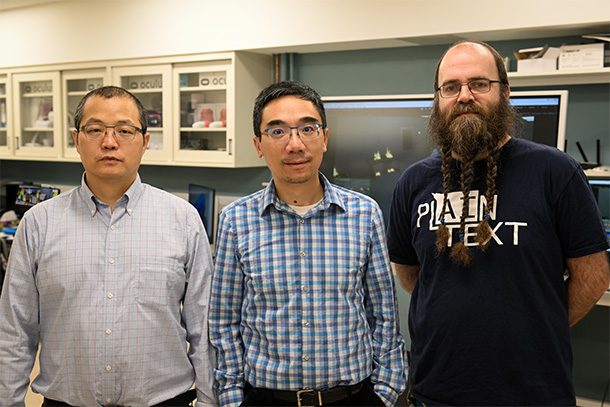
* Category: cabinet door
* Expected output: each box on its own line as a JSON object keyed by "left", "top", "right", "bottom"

{"left": 62, "top": 69, "right": 109, "bottom": 160}
{"left": 112, "top": 65, "right": 172, "bottom": 164}
{"left": 0, "top": 76, "right": 9, "bottom": 156}
{"left": 12, "top": 72, "right": 62, "bottom": 158}
{"left": 173, "top": 62, "right": 233, "bottom": 165}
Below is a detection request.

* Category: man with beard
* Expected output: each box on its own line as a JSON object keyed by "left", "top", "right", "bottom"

{"left": 387, "top": 40, "right": 609, "bottom": 406}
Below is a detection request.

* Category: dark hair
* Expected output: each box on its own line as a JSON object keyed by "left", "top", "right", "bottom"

{"left": 433, "top": 40, "right": 510, "bottom": 92}
{"left": 252, "top": 81, "right": 327, "bottom": 137}
{"left": 73, "top": 85, "right": 148, "bottom": 135}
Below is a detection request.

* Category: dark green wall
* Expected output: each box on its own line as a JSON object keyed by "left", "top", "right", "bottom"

{"left": 293, "top": 35, "right": 610, "bottom": 165}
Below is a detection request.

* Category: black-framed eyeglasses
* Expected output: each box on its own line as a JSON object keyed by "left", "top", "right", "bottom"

{"left": 436, "top": 79, "right": 504, "bottom": 98}
{"left": 261, "top": 123, "right": 323, "bottom": 143}
{"left": 79, "top": 124, "right": 143, "bottom": 142}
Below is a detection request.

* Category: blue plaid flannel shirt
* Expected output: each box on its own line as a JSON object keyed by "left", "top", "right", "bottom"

{"left": 209, "top": 174, "right": 406, "bottom": 407}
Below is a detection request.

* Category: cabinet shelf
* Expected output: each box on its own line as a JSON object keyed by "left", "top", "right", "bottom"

{"left": 23, "top": 127, "right": 53, "bottom": 132}
{"left": 22, "top": 92, "right": 53, "bottom": 98}
{"left": 179, "top": 85, "right": 226, "bottom": 92}
{"left": 508, "top": 67, "right": 610, "bottom": 87}
{"left": 127, "top": 88, "right": 162, "bottom": 94}
{"left": 180, "top": 127, "right": 226, "bottom": 132}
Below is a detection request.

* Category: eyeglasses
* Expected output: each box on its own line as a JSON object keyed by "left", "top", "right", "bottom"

{"left": 261, "top": 123, "right": 323, "bottom": 143}
{"left": 79, "top": 124, "right": 143, "bottom": 142}
{"left": 436, "top": 79, "right": 504, "bottom": 98}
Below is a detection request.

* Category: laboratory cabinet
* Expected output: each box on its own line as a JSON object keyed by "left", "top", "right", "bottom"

{"left": 0, "top": 75, "right": 8, "bottom": 155}
{"left": 0, "top": 51, "right": 272, "bottom": 167}
{"left": 62, "top": 69, "right": 109, "bottom": 160}
{"left": 11, "top": 71, "right": 62, "bottom": 159}
{"left": 112, "top": 64, "right": 173, "bottom": 165}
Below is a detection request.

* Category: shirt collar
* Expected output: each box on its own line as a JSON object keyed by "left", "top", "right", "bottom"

{"left": 259, "top": 172, "right": 346, "bottom": 217}
{"left": 79, "top": 173, "right": 144, "bottom": 217}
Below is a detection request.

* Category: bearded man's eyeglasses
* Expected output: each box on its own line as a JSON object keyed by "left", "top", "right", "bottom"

{"left": 436, "top": 79, "right": 504, "bottom": 99}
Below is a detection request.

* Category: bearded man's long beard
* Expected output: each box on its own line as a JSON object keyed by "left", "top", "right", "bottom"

{"left": 428, "top": 98, "right": 519, "bottom": 266}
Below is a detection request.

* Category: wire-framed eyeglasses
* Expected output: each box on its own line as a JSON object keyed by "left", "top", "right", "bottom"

{"left": 79, "top": 124, "right": 143, "bottom": 142}
{"left": 261, "top": 123, "right": 323, "bottom": 143}
{"left": 436, "top": 79, "right": 504, "bottom": 98}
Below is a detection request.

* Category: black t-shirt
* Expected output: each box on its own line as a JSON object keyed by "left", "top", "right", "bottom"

{"left": 387, "top": 138, "right": 609, "bottom": 406}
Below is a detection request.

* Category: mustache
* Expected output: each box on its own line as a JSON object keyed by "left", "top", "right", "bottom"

{"left": 448, "top": 103, "right": 485, "bottom": 121}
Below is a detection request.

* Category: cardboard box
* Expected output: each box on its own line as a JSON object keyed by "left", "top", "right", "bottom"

{"left": 559, "top": 43, "right": 605, "bottom": 70}
{"left": 515, "top": 47, "right": 560, "bottom": 73}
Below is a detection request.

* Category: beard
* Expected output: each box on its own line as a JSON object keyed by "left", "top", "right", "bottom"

{"left": 428, "top": 95, "right": 518, "bottom": 160}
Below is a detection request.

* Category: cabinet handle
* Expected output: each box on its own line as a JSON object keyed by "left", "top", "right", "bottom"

{"left": 229, "top": 139, "right": 233, "bottom": 155}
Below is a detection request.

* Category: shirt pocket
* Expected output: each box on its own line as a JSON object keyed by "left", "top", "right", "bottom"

{"left": 132, "top": 256, "right": 186, "bottom": 306}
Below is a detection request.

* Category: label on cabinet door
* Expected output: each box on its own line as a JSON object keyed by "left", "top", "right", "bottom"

{"left": 126, "top": 76, "right": 162, "bottom": 90}
{"left": 199, "top": 72, "right": 227, "bottom": 87}
{"left": 24, "top": 81, "right": 52, "bottom": 94}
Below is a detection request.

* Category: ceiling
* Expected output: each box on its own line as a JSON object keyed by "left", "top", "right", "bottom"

{"left": 0, "top": 0, "right": 65, "bottom": 12}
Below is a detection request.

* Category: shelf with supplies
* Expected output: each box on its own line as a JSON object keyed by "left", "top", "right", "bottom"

{"left": 0, "top": 51, "right": 272, "bottom": 168}
{"left": 507, "top": 67, "right": 610, "bottom": 87}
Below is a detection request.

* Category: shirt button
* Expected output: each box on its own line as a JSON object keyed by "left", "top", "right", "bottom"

{"left": 127, "top": 208, "right": 133, "bottom": 214}
{"left": 107, "top": 293, "right": 113, "bottom": 299}
{"left": 106, "top": 329, "right": 112, "bottom": 335}
{"left": 303, "top": 321, "right": 310, "bottom": 327}
{"left": 106, "top": 365, "right": 112, "bottom": 371}
{"left": 110, "top": 225, "right": 115, "bottom": 230}
{"left": 300, "top": 251, "right": 306, "bottom": 257}
{"left": 302, "top": 286, "right": 308, "bottom": 292}
{"left": 106, "top": 398, "right": 112, "bottom": 403}
{"left": 299, "top": 219, "right": 304, "bottom": 224}
{"left": 109, "top": 258, "right": 114, "bottom": 264}
{"left": 303, "top": 355, "right": 310, "bottom": 361}
{"left": 91, "top": 210, "right": 95, "bottom": 215}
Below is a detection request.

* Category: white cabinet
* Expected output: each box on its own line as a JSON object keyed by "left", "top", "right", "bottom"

{"left": 0, "top": 52, "right": 272, "bottom": 167}
{"left": 0, "top": 75, "right": 9, "bottom": 156}
{"left": 112, "top": 64, "right": 173, "bottom": 164}
{"left": 172, "top": 52, "right": 271, "bottom": 167}
{"left": 62, "top": 69, "right": 109, "bottom": 160}
{"left": 12, "top": 72, "right": 62, "bottom": 159}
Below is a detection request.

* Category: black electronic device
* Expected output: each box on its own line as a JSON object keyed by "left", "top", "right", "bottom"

{"left": 188, "top": 184, "right": 215, "bottom": 244}
{"left": 14, "top": 184, "right": 60, "bottom": 217}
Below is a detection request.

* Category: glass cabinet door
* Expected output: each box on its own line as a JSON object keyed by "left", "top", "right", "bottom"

{"left": 173, "top": 62, "right": 231, "bottom": 165}
{"left": 62, "top": 70, "right": 108, "bottom": 160}
{"left": 0, "top": 76, "right": 9, "bottom": 155}
{"left": 112, "top": 65, "right": 172, "bottom": 164}
{"left": 12, "top": 72, "right": 62, "bottom": 158}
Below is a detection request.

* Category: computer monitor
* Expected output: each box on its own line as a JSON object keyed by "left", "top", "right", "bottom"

{"left": 14, "top": 184, "right": 60, "bottom": 217}
{"left": 588, "top": 178, "right": 610, "bottom": 245}
{"left": 321, "top": 90, "right": 569, "bottom": 223}
{"left": 188, "top": 184, "right": 215, "bottom": 244}
{"left": 509, "top": 90, "right": 568, "bottom": 152}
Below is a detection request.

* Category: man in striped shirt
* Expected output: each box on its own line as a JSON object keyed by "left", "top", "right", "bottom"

{"left": 0, "top": 86, "right": 217, "bottom": 407}
{"left": 209, "top": 81, "right": 406, "bottom": 407}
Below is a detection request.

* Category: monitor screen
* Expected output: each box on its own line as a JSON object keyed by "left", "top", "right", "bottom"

{"left": 188, "top": 184, "right": 215, "bottom": 244}
{"left": 14, "top": 185, "right": 60, "bottom": 217}
{"left": 588, "top": 178, "right": 610, "bottom": 244}
{"left": 320, "top": 90, "right": 569, "bottom": 224}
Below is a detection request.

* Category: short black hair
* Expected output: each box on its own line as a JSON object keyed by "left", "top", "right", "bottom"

{"left": 252, "top": 81, "right": 327, "bottom": 138}
{"left": 73, "top": 85, "right": 148, "bottom": 135}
